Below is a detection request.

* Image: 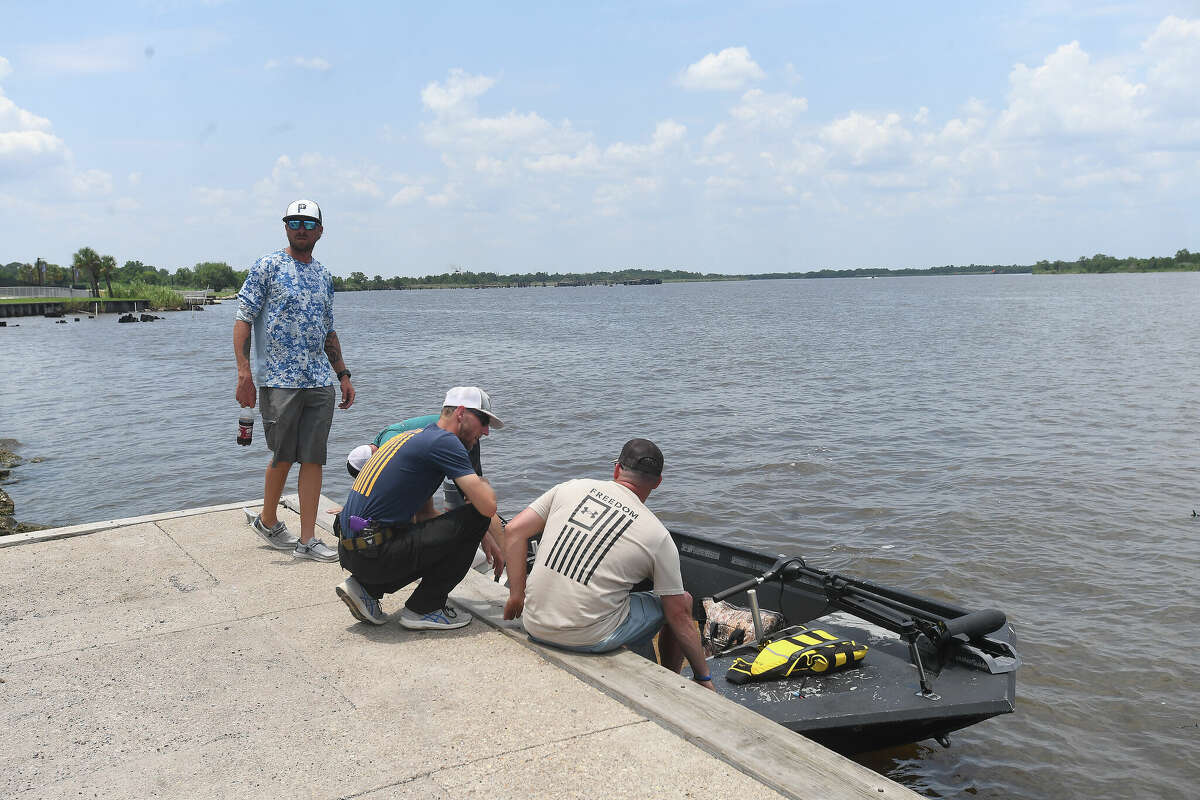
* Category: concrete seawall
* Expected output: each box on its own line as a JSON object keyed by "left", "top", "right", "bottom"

{"left": 0, "top": 500, "right": 922, "bottom": 799}
{"left": 0, "top": 299, "right": 148, "bottom": 318}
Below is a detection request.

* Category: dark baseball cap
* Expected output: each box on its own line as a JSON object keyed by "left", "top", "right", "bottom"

{"left": 614, "top": 438, "right": 664, "bottom": 476}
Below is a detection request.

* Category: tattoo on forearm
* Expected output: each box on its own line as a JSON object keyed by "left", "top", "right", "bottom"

{"left": 241, "top": 337, "right": 250, "bottom": 359}
{"left": 324, "top": 331, "right": 344, "bottom": 368}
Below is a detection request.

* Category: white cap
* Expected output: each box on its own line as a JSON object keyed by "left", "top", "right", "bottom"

{"left": 283, "top": 199, "right": 322, "bottom": 222}
{"left": 347, "top": 444, "right": 374, "bottom": 473}
{"left": 443, "top": 386, "right": 504, "bottom": 428}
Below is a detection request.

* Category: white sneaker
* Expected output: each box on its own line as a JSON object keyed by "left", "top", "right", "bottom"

{"left": 399, "top": 604, "right": 472, "bottom": 631}
{"left": 247, "top": 510, "right": 299, "bottom": 551}
{"left": 293, "top": 537, "right": 338, "bottom": 562}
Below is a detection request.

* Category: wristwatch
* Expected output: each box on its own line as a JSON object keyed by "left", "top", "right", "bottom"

{"left": 336, "top": 369, "right": 351, "bottom": 380}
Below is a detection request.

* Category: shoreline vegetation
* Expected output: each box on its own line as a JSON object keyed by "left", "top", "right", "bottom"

{"left": 4, "top": 249, "right": 1197, "bottom": 306}
{"left": 0, "top": 440, "right": 45, "bottom": 536}
{"left": 328, "top": 248, "right": 1198, "bottom": 290}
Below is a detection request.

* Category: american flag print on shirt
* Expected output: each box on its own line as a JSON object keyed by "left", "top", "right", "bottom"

{"left": 543, "top": 493, "right": 636, "bottom": 585}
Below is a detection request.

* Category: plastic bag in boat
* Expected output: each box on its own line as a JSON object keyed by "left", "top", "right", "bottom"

{"left": 701, "top": 598, "right": 785, "bottom": 656}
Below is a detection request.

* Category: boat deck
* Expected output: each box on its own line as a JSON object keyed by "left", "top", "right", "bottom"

{"left": 0, "top": 500, "right": 921, "bottom": 799}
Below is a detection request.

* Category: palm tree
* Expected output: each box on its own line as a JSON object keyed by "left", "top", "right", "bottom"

{"left": 99, "top": 254, "right": 117, "bottom": 297}
{"left": 72, "top": 247, "right": 101, "bottom": 298}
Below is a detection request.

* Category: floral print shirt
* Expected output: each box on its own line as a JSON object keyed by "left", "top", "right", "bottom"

{"left": 236, "top": 250, "right": 336, "bottom": 388}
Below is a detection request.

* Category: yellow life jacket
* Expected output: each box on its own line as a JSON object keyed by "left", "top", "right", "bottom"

{"left": 725, "top": 628, "right": 867, "bottom": 685}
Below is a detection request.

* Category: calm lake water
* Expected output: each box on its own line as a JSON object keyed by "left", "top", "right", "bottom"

{"left": 2, "top": 275, "right": 1198, "bottom": 799}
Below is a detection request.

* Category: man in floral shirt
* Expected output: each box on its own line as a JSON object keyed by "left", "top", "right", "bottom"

{"left": 234, "top": 199, "right": 355, "bottom": 562}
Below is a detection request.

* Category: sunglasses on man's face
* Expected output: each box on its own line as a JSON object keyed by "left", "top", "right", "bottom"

{"left": 469, "top": 409, "right": 491, "bottom": 427}
{"left": 285, "top": 220, "right": 319, "bottom": 231}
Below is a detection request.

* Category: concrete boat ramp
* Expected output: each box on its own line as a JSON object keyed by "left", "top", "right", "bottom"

{"left": 0, "top": 500, "right": 921, "bottom": 799}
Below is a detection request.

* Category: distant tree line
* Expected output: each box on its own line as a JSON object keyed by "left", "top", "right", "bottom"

{"left": 328, "top": 248, "right": 1195, "bottom": 290}
{"left": 6, "top": 247, "right": 1197, "bottom": 296}
{"left": 329, "top": 266, "right": 719, "bottom": 291}
{"left": 1, "top": 252, "right": 248, "bottom": 296}
{"left": 1033, "top": 250, "right": 1199, "bottom": 274}
{"left": 766, "top": 264, "right": 1034, "bottom": 279}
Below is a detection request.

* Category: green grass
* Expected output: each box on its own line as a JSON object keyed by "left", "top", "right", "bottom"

{"left": 106, "top": 282, "right": 186, "bottom": 309}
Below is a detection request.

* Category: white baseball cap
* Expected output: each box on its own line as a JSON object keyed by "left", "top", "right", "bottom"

{"left": 346, "top": 444, "right": 374, "bottom": 476}
{"left": 283, "top": 199, "right": 322, "bottom": 222}
{"left": 443, "top": 386, "right": 504, "bottom": 428}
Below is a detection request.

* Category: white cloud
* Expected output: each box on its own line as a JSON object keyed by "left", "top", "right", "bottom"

{"left": 295, "top": 57, "right": 331, "bottom": 71}
{"left": 821, "top": 112, "right": 914, "bottom": 167}
{"left": 420, "top": 70, "right": 595, "bottom": 176}
{"left": 474, "top": 155, "right": 508, "bottom": 175}
{"left": 679, "top": 47, "right": 765, "bottom": 91}
{"left": 0, "top": 56, "right": 11, "bottom": 81}
{"left": 194, "top": 186, "right": 246, "bottom": 208}
{"left": 524, "top": 144, "right": 602, "bottom": 174}
{"left": 0, "top": 80, "right": 69, "bottom": 177}
{"left": 389, "top": 185, "right": 425, "bottom": 205}
{"left": 421, "top": 69, "right": 496, "bottom": 115}
{"left": 0, "top": 129, "right": 66, "bottom": 162}
{"left": 0, "top": 90, "right": 54, "bottom": 133}
{"left": 729, "top": 89, "right": 808, "bottom": 129}
{"left": 652, "top": 120, "right": 686, "bottom": 148}
{"left": 426, "top": 183, "right": 459, "bottom": 208}
{"left": 703, "top": 123, "right": 727, "bottom": 149}
{"left": 70, "top": 169, "right": 113, "bottom": 196}
{"left": 997, "top": 41, "right": 1146, "bottom": 139}
{"left": 1142, "top": 15, "right": 1200, "bottom": 107}
{"left": 605, "top": 120, "right": 687, "bottom": 164}
{"left": 252, "top": 154, "right": 303, "bottom": 199}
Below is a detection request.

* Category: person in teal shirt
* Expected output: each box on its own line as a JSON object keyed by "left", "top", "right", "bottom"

{"left": 344, "top": 411, "right": 499, "bottom": 564}
{"left": 349, "top": 414, "right": 482, "bottom": 496}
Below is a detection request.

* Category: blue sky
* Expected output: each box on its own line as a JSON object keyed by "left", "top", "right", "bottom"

{"left": 2, "top": 1, "right": 1198, "bottom": 277}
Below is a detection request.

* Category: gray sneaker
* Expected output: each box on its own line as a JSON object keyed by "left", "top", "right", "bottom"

{"left": 247, "top": 510, "right": 299, "bottom": 551}
{"left": 293, "top": 537, "right": 338, "bottom": 562}
{"left": 398, "top": 604, "right": 472, "bottom": 631}
{"left": 335, "top": 576, "right": 386, "bottom": 625}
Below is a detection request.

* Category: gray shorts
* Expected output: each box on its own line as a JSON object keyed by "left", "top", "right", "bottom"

{"left": 260, "top": 385, "right": 335, "bottom": 466}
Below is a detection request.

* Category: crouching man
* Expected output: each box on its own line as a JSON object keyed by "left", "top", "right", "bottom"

{"left": 502, "top": 438, "right": 715, "bottom": 691}
{"left": 335, "top": 387, "right": 505, "bottom": 629}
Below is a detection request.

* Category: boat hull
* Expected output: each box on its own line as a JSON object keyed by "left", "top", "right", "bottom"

{"left": 671, "top": 530, "right": 1017, "bottom": 754}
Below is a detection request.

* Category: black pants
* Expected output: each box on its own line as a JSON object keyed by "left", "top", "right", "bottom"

{"left": 339, "top": 505, "right": 490, "bottom": 614}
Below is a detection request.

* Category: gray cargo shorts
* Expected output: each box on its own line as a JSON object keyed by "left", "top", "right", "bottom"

{"left": 260, "top": 385, "right": 336, "bottom": 466}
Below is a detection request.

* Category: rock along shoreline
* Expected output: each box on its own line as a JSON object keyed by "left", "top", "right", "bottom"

{"left": 0, "top": 439, "right": 47, "bottom": 534}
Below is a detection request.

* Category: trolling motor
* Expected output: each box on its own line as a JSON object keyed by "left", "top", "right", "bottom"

{"left": 820, "top": 573, "right": 1018, "bottom": 697}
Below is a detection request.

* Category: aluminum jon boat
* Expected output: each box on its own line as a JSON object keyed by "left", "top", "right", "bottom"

{"left": 669, "top": 529, "right": 1019, "bottom": 754}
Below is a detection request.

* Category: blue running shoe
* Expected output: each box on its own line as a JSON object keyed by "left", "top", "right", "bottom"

{"left": 398, "top": 604, "right": 471, "bottom": 631}
{"left": 335, "top": 576, "right": 386, "bottom": 625}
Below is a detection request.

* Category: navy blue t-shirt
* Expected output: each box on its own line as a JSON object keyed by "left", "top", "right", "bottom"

{"left": 341, "top": 424, "right": 475, "bottom": 527}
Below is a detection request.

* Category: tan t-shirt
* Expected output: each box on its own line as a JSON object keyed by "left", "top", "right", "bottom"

{"left": 522, "top": 479, "right": 685, "bottom": 646}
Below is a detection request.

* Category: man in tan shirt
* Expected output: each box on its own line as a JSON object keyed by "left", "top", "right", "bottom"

{"left": 503, "top": 439, "right": 714, "bottom": 690}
